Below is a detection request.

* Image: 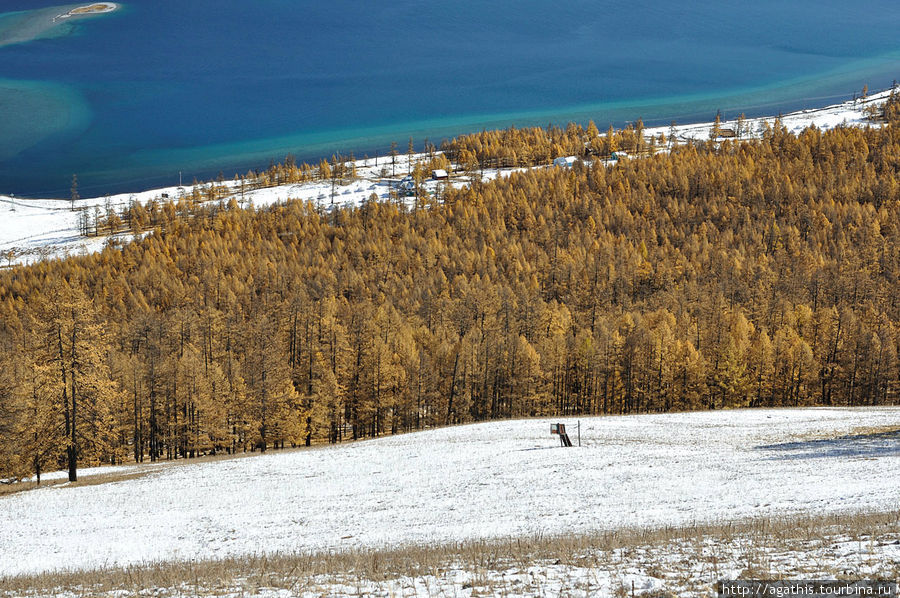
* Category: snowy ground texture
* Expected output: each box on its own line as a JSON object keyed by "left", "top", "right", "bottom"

{"left": 0, "top": 88, "right": 893, "bottom": 267}
{"left": 1, "top": 407, "right": 898, "bottom": 577}
{"left": 221, "top": 532, "right": 900, "bottom": 598}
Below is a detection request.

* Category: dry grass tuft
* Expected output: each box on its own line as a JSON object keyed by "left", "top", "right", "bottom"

{"left": 0, "top": 470, "right": 158, "bottom": 497}
{"left": 2, "top": 509, "right": 899, "bottom": 597}
{"left": 791, "top": 425, "right": 900, "bottom": 443}
{"left": 0, "top": 446, "right": 302, "bottom": 497}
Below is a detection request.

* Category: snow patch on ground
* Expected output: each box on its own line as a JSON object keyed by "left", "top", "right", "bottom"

{"left": 1, "top": 407, "right": 898, "bottom": 577}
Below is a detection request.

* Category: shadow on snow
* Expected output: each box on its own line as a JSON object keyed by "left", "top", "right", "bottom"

{"left": 757, "top": 428, "right": 900, "bottom": 460}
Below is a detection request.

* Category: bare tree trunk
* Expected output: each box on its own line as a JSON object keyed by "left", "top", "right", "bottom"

{"left": 446, "top": 351, "right": 459, "bottom": 425}
{"left": 68, "top": 324, "right": 78, "bottom": 482}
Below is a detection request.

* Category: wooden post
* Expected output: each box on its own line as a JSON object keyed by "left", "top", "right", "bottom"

{"left": 551, "top": 423, "right": 573, "bottom": 447}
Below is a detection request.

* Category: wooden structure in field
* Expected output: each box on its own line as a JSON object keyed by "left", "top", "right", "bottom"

{"left": 551, "top": 423, "right": 573, "bottom": 447}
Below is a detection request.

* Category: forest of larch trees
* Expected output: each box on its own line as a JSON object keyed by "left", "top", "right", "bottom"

{"left": 0, "top": 100, "right": 898, "bottom": 482}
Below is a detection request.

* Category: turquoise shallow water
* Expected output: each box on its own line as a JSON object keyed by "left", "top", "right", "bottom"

{"left": 2, "top": 0, "right": 900, "bottom": 196}
{"left": 0, "top": 77, "right": 88, "bottom": 162}
{"left": 0, "top": 5, "right": 75, "bottom": 48}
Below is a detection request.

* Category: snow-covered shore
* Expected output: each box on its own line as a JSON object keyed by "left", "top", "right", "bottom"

{"left": 646, "top": 87, "right": 890, "bottom": 141}
{"left": 0, "top": 88, "right": 893, "bottom": 267}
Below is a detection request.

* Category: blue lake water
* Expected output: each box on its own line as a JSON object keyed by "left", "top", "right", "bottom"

{"left": 2, "top": 0, "right": 900, "bottom": 197}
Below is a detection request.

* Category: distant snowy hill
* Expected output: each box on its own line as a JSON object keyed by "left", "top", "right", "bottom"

{"left": 1, "top": 407, "right": 898, "bottom": 576}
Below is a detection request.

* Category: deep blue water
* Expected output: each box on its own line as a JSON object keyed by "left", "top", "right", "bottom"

{"left": 2, "top": 0, "right": 900, "bottom": 197}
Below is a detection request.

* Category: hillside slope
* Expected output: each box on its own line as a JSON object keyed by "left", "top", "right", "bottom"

{"left": 1, "top": 407, "right": 898, "bottom": 576}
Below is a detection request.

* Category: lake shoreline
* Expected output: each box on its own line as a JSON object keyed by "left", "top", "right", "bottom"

{"left": 5, "top": 85, "right": 894, "bottom": 203}
{"left": 0, "top": 86, "right": 894, "bottom": 268}
{"left": 3, "top": 0, "right": 900, "bottom": 197}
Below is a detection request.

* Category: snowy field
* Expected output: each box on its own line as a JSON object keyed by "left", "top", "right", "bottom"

{"left": 1, "top": 407, "right": 898, "bottom": 577}
{"left": 0, "top": 88, "right": 893, "bottom": 267}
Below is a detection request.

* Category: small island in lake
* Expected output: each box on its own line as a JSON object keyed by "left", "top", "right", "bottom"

{"left": 54, "top": 3, "right": 118, "bottom": 21}
{"left": 0, "top": 2, "right": 120, "bottom": 48}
